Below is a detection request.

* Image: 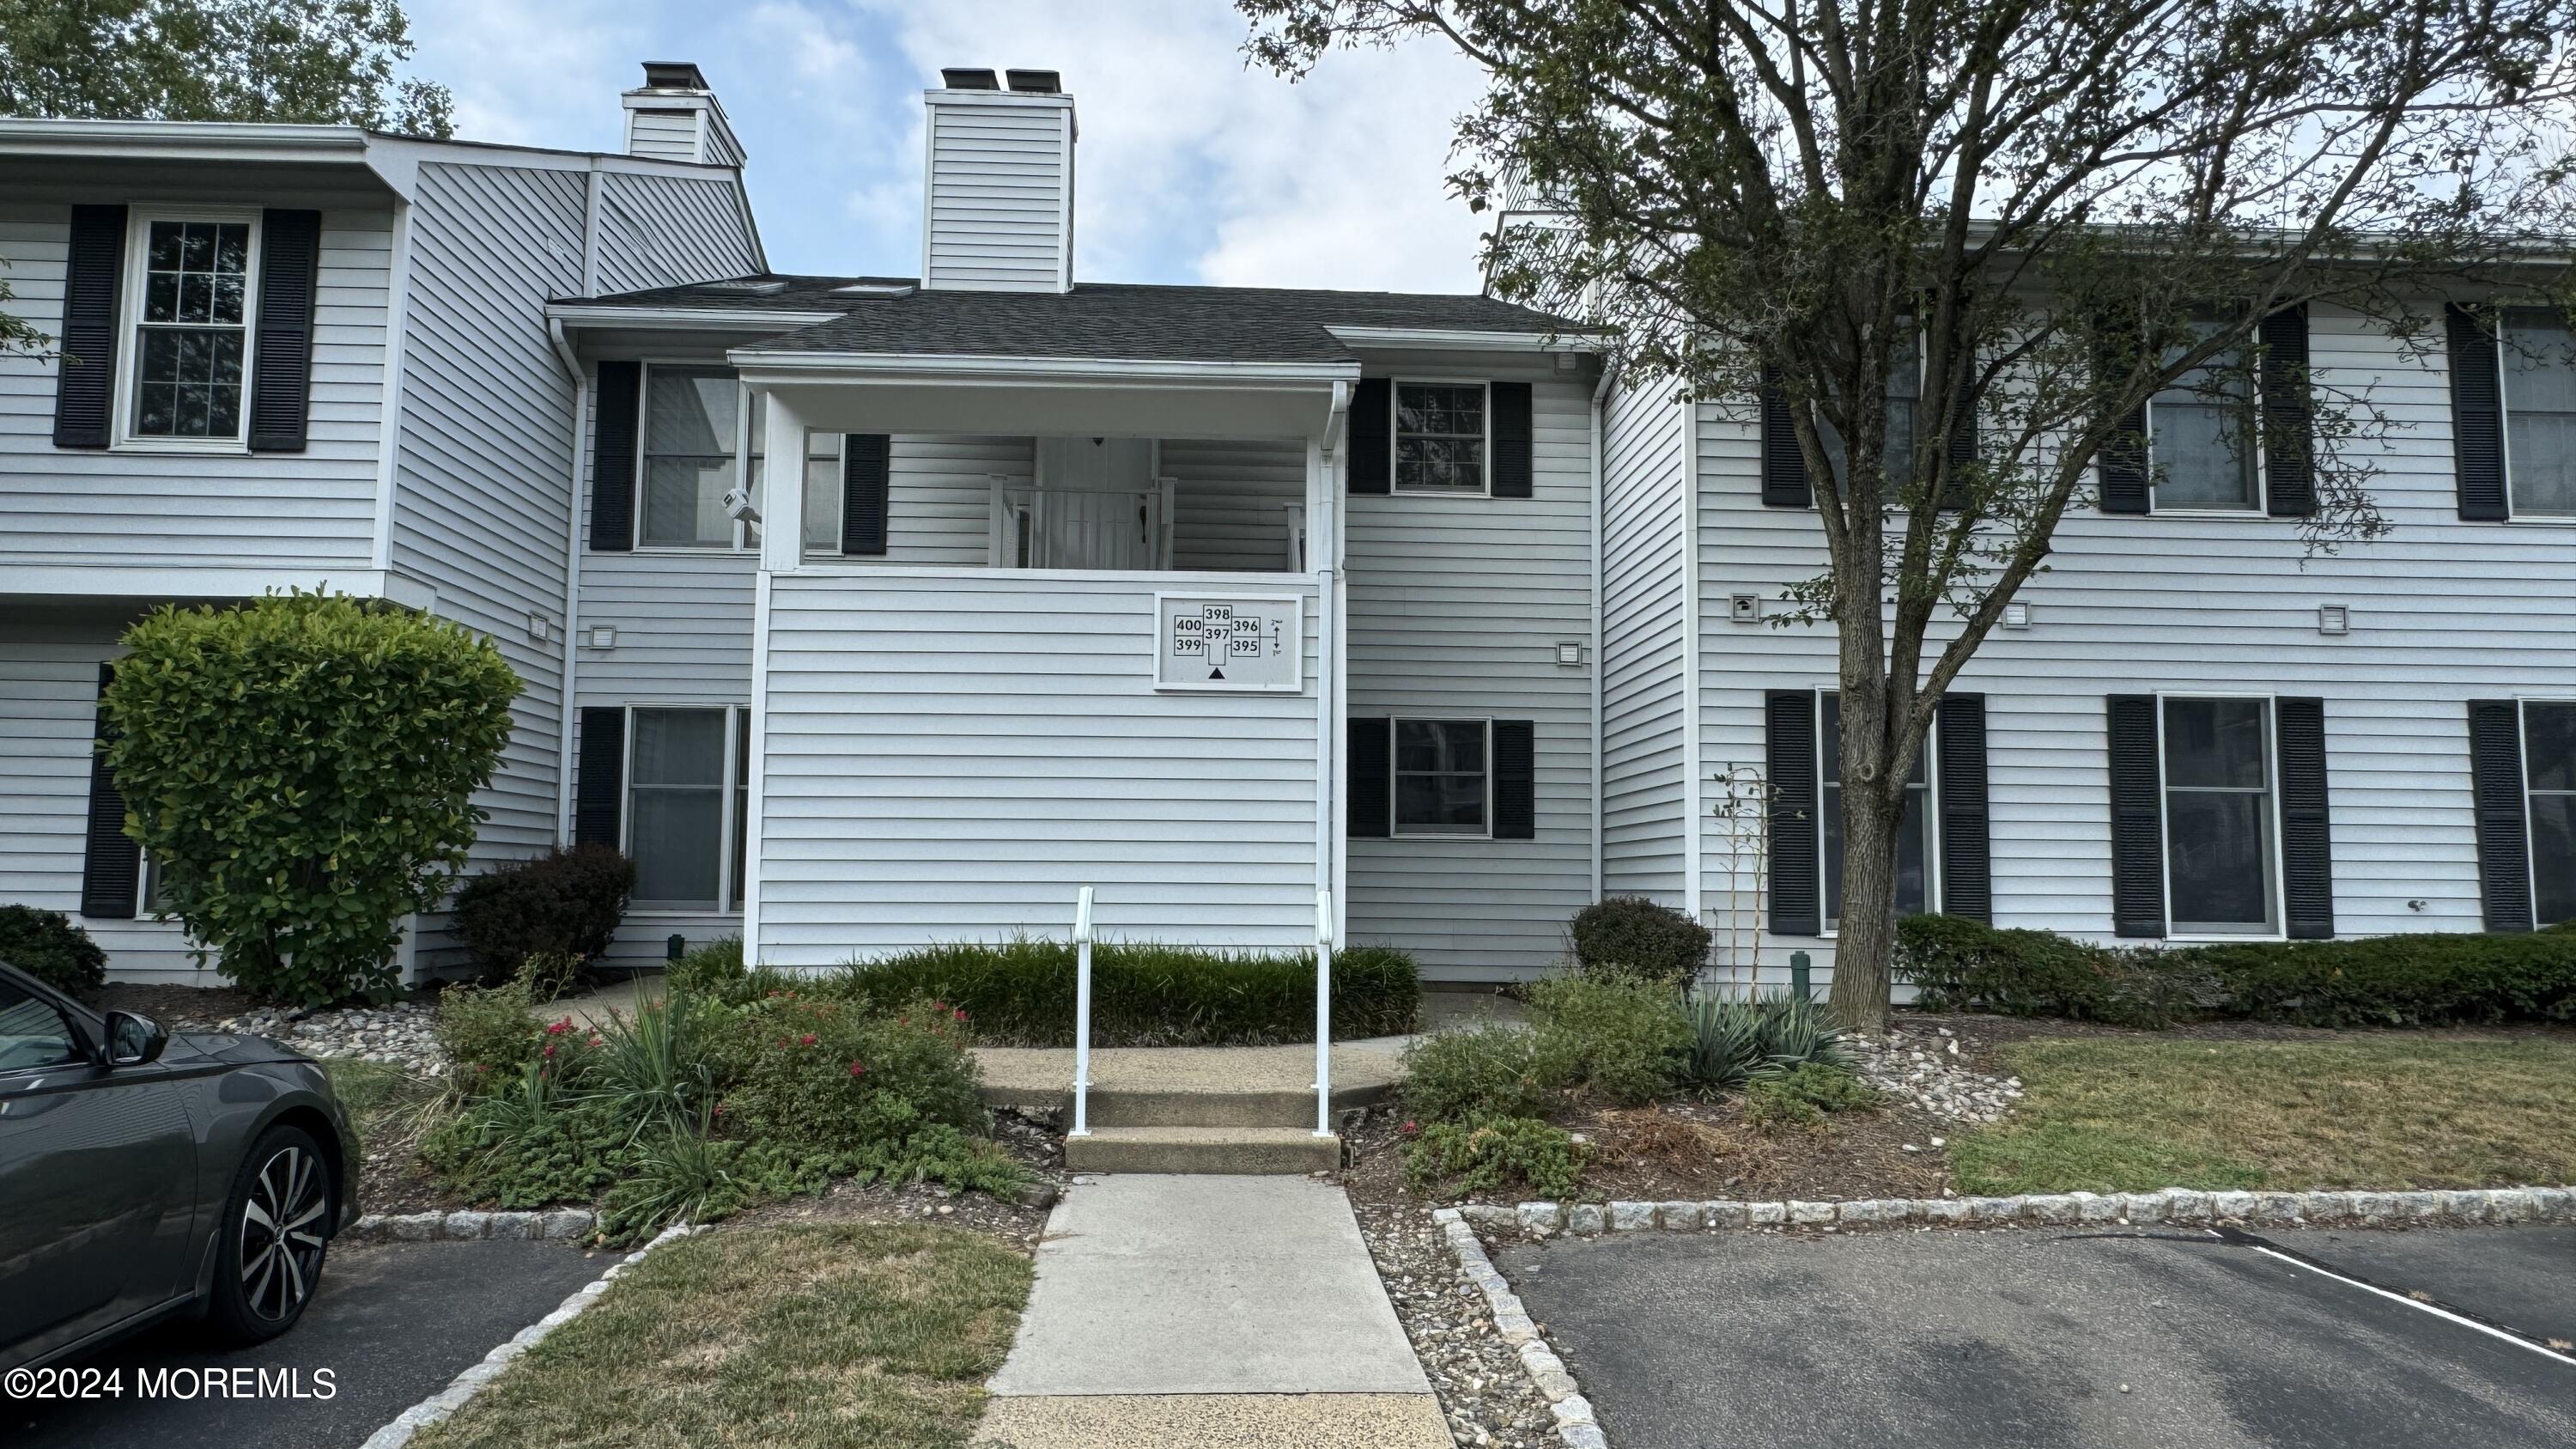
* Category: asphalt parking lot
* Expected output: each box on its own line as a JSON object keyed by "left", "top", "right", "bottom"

{"left": 1498, "top": 1225, "right": 2576, "bottom": 1449}
{"left": 9, "top": 1238, "right": 607, "bottom": 1449}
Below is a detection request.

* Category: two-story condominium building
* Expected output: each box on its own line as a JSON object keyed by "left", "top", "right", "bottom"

{"left": 3, "top": 63, "right": 2571, "bottom": 989}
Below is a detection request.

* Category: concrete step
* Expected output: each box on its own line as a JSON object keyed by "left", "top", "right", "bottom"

{"left": 1064, "top": 1126, "right": 1342, "bottom": 1175}
{"left": 1084, "top": 1087, "right": 1323, "bottom": 1129}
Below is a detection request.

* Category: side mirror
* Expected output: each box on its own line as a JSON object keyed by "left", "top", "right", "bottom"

{"left": 103, "top": 1010, "right": 167, "bottom": 1068}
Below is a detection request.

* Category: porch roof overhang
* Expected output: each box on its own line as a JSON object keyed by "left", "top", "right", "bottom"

{"left": 729, "top": 349, "right": 1360, "bottom": 440}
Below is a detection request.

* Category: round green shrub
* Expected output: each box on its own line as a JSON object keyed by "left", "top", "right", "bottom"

{"left": 452, "top": 845, "right": 635, "bottom": 981}
{"left": 100, "top": 592, "right": 519, "bottom": 1007}
{"left": 1569, "top": 896, "right": 1712, "bottom": 987}
{"left": 0, "top": 904, "right": 109, "bottom": 995}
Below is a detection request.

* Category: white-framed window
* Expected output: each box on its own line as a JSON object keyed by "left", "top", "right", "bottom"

{"left": 117, "top": 210, "right": 260, "bottom": 448}
{"left": 1819, "top": 691, "right": 1937, "bottom": 929}
{"left": 1394, "top": 718, "right": 1491, "bottom": 836}
{"left": 2148, "top": 313, "right": 2263, "bottom": 513}
{"left": 744, "top": 390, "right": 848, "bottom": 553}
{"left": 2500, "top": 308, "right": 2576, "bottom": 518}
{"left": 639, "top": 365, "right": 741, "bottom": 549}
{"left": 625, "top": 704, "right": 751, "bottom": 910}
{"left": 1816, "top": 328, "right": 1923, "bottom": 489}
{"left": 2522, "top": 700, "right": 2576, "bottom": 928}
{"left": 1394, "top": 381, "right": 1489, "bottom": 495}
{"left": 2159, "top": 695, "right": 2282, "bottom": 935}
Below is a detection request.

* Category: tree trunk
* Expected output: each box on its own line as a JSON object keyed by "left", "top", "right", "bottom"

{"left": 1827, "top": 780, "right": 1906, "bottom": 1032}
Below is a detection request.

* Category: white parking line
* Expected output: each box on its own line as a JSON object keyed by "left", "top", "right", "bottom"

{"left": 2245, "top": 1243, "right": 2576, "bottom": 1366}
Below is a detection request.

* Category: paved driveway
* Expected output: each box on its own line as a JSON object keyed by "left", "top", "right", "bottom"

{"left": 9, "top": 1238, "right": 607, "bottom": 1449}
{"left": 1498, "top": 1226, "right": 2576, "bottom": 1449}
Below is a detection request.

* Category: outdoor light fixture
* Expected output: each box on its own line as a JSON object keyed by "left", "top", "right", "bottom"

{"left": 2002, "top": 601, "right": 2032, "bottom": 629}
{"left": 2318, "top": 605, "right": 2350, "bottom": 636}
{"left": 586, "top": 624, "right": 617, "bottom": 649}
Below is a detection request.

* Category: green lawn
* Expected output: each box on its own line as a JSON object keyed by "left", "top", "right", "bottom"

{"left": 1949, "top": 1034, "right": 2576, "bottom": 1196}
{"left": 410, "top": 1223, "right": 1032, "bottom": 1449}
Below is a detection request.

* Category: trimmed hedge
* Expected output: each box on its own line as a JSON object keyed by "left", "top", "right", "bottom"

{"left": 1898, "top": 914, "right": 2576, "bottom": 1029}
{"left": 837, "top": 939, "right": 1419, "bottom": 1047}
{"left": 0, "top": 904, "right": 109, "bottom": 996}
{"left": 451, "top": 844, "right": 635, "bottom": 980}
{"left": 1569, "top": 896, "right": 1712, "bottom": 987}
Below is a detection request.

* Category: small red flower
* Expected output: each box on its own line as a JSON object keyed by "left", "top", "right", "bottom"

{"left": 952, "top": 1008, "right": 968, "bottom": 1021}
{"left": 799, "top": 1033, "right": 817, "bottom": 1046}
{"left": 588, "top": 1036, "right": 605, "bottom": 1048}
{"left": 543, "top": 1044, "right": 557, "bottom": 1058}
{"left": 1400, "top": 1119, "right": 1420, "bottom": 1136}
{"left": 848, "top": 1061, "right": 868, "bottom": 1077}
{"left": 545, "top": 1020, "right": 570, "bottom": 1036}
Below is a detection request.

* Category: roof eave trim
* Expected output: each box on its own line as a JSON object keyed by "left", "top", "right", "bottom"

{"left": 0, "top": 119, "right": 373, "bottom": 164}
{"left": 548, "top": 304, "right": 844, "bottom": 332}
{"left": 1325, "top": 324, "right": 1611, "bottom": 352}
{"left": 727, "top": 350, "right": 1363, "bottom": 386}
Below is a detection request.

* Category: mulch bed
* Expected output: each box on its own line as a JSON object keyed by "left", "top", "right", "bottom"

{"left": 83, "top": 980, "right": 263, "bottom": 1021}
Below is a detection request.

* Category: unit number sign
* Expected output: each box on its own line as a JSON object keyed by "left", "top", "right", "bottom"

{"left": 1154, "top": 594, "right": 1303, "bottom": 692}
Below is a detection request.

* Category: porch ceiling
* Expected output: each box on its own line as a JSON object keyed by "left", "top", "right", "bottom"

{"left": 734, "top": 358, "right": 1354, "bottom": 441}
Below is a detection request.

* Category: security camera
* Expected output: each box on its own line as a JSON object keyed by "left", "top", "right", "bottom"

{"left": 722, "top": 486, "right": 761, "bottom": 525}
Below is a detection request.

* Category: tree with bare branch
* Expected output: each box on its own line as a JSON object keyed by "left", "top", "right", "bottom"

{"left": 1242, "top": 0, "right": 2576, "bottom": 1026}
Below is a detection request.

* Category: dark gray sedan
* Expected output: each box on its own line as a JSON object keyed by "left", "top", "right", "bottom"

{"left": 0, "top": 961, "right": 359, "bottom": 1372}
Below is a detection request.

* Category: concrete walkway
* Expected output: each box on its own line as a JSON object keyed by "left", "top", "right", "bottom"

{"left": 976, "top": 1174, "right": 1448, "bottom": 1448}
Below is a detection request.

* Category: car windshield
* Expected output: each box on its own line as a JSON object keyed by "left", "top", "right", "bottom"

{"left": 0, "top": 978, "right": 82, "bottom": 1071}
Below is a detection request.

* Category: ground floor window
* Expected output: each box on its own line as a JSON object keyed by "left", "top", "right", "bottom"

{"left": 2160, "top": 697, "right": 2280, "bottom": 934}
{"left": 1394, "top": 719, "right": 1489, "bottom": 836}
{"left": 1819, "top": 692, "right": 1935, "bottom": 928}
{"left": 627, "top": 705, "right": 752, "bottom": 910}
{"left": 2524, "top": 701, "right": 2576, "bottom": 927}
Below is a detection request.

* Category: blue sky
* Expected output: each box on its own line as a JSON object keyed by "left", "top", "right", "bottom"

{"left": 403, "top": 0, "right": 1494, "bottom": 291}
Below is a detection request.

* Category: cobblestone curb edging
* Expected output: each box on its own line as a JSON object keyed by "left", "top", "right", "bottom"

{"left": 355, "top": 1222, "right": 702, "bottom": 1449}
{"left": 1432, "top": 1207, "right": 1607, "bottom": 1449}
{"left": 346, "top": 1209, "right": 599, "bottom": 1243}
{"left": 1460, "top": 1185, "right": 2576, "bottom": 1238}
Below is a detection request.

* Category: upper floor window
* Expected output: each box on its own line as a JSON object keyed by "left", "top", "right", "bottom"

{"left": 1816, "top": 329, "right": 1921, "bottom": 488}
{"left": 124, "top": 213, "right": 258, "bottom": 444}
{"left": 1394, "top": 382, "right": 1487, "bottom": 495}
{"left": 745, "top": 391, "right": 848, "bottom": 554}
{"left": 2150, "top": 314, "right": 2261, "bottom": 511}
{"left": 2501, "top": 309, "right": 2576, "bottom": 518}
{"left": 641, "top": 366, "right": 740, "bottom": 548}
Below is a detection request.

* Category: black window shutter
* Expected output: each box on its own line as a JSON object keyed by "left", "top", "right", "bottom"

{"left": 1759, "top": 366, "right": 1813, "bottom": 508}
{"left": 52, "top": 204, "right": 127, "bottom": 449}
{"left": 2467, "top": 700, "right": 2533, "bottom": 931}
{"left": 574, "top": 707, "right": 628, "bottom": 849}
{"left": 1346, "top": 717, "right": 1391, "bottom": 838}
{"left": 81, "top": 663, "right": 140, "bottom": 919}
{"left": 2259, "top": 305, "right": 2314, "bottom": 517}
{"left": 842, "top": 433, "right": 891, "bottom": 555}
{"left": 1489, "top": 381, "right": 1534, "bottom": 498}
{"left": 2106, "top": 694, "right": 2166, "bottom": 937}
{"left": 2445, "top": 305, "right": 2507, "bottom": 521}
{"left": 1348, "top": 378, "right": 1391, "bottom": 495}
{"left": 591, "top": 361, "right": 642, "bottom": 551}
{"left": 2275, "top": 697, "right": 2334, "bottom": 939}
{"left": 1765, "top": 690, "right": 1822, "bottom": 935}
{"left": 2093, "top": 320, "right": 2151, "bottom": 514}
{"left": 1492, "top": 720, "right": 1536, "bottom": 838}
{"left": 246, "top": 209, "right": 323, "bottom": 453}
{"left": 1939, "top": 374, "right": 1978, "bottom": 511}
{"left": 1935, "top": 693, "right": 1992, "bottom": 923}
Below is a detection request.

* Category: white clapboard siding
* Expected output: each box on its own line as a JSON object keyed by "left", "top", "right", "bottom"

{"left": 1687, "top": 303, "right": 2576, "bottom": 988}
{"left": 1164, "top": 436, "right": 1306, "bottom": 571}
{"left": 624, "top": 110, "right": 702, "bottom": 166}
{"left": 0, "top": 201, "right": 393, "bottom": 572}
{"left": 753, "top": 572, "right": 1323, "bottom": 966}
{"left": 1597, "top": 378, "right": 1690, "bottom": 908}
{"left": 1345, "top": 365, "right": 1599, "bottom": 978}
{"left": 592, "top": 172, "right": 762, "bottom": 295}
{"left": 921, "top": 95, "right": 1072, "bottom": 292}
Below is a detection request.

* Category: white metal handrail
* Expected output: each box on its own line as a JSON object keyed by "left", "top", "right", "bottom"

{"left": 1314, "top": 888, "right": 1334, "bottom": 1137}
{"left": 1071, "top": 886, "right": 1095, "bottom": 1138}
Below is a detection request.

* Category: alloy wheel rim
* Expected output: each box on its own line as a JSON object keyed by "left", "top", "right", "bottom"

{"left": 238, "top": 1145, "right": 327, "bottom": 1322}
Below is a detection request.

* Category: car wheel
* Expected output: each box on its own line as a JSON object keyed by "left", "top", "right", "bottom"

{"left": 206, "top": 1124, "right": 333, "bottom": 1343}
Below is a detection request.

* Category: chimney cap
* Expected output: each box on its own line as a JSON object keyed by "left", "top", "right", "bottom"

{"left": 1005, "top": 69, "right": 1061, "bottom": 94}
{"left": 939, "top": 67, "right": 1000, "bottom": 90}
{"left": 641, "top": 61, "right": 711, "bottom": 91}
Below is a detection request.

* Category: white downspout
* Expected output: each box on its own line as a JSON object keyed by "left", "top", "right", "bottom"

{"left": 1315, "top": 381, "right": 1351, "bottom": 1138}
{"left": 550, "top": 165, "right": 605, "bottom": 846}
{"left": 1679, "top": 391, "right": 1704, "bottom": 928}
{"left": 1590, "top": 363, "right": 1613, "bottom": 900}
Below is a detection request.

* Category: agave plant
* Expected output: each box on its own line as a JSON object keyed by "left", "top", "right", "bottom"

{"left": 1680, "top": 993, "right": 1854, "bottom": 1094}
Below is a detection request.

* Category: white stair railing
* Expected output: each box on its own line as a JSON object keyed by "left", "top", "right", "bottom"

{"left": 1314, "top": 888, "right": 1334, "bottom": 1137}
{"left": 1071, "top": 886, "right": 1095, "bottom": 1138}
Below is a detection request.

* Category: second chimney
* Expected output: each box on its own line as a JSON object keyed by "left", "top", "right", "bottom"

{"left": 623, "top": 62, "right": 746, "bottom": 168}
{"left": 921, "top": 69, "right": 1075, "bottom": 293}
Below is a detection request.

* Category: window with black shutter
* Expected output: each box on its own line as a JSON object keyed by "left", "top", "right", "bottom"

{"left": 2259, "top": 306, "right": 2315, "bottom": 518}
{"left": 52, "top": 204, "right": 127, "bottom": 448}
{"left": 2470, "top": 698, "right": 2574, "bottom": 932}
{"left": 1765, "top": 691, "right": 1822, "bottom": 934}
{"left": 1935, "top": 694, "right": 1992, "bottom": 922}
{"left": 247, "top": 209, "right": 322, "bottom": 453}
{"left": 591, "top": 362, "right": 641, "bottom": 551}
{"left": 2274, "top": 697, "right": 2335, "bottom": 938}
{"left": 80, "top": 663, "right": 142, "bottom": 919}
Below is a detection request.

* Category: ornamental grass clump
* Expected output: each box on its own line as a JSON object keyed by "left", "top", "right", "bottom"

{"left": 100, "top": 591, "right": 518, "bottom": 1006}
{"left": 1680, "top": 994, "right": 1855, "bottom": 1094}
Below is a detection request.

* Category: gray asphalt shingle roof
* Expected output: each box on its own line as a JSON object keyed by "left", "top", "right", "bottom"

{"left": 555, "top": 275, "right": 1585, "bottom": 364}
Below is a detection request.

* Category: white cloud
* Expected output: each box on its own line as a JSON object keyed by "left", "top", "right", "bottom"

{"left": 399, "top": 0, "right": 1495, "bottom": 291}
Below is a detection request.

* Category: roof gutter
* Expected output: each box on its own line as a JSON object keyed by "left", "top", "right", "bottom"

{"left": 1325, "top": 324, "right": 1612, "bottom": 353}
{"left": 730, "top": 350, "right": 1360, "bottom": 387}
{"left": 548, "top": 303, "right": 843, "bottom": 332}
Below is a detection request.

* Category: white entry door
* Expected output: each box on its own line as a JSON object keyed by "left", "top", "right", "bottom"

{"left": 1000, "top": 438, "right": 1172, "bottom": 569}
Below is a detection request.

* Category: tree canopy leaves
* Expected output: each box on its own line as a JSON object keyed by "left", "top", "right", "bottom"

{"left": 0, "top": 0, "right": 452, "bottom": 135}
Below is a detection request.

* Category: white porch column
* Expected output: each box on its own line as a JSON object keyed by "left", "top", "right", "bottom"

{"left": 742, "top": 392, "right": 808, "bottom": 965}
{"left": 758, "top": 391, "right": 811, "bottom": 573}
